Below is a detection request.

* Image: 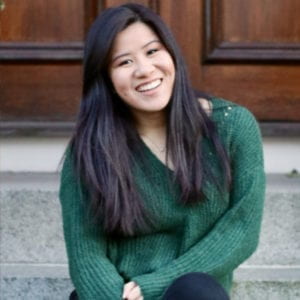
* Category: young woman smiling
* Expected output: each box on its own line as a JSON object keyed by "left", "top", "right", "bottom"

{"left": 59, "top": 3, "right": 265, "bottom": 300}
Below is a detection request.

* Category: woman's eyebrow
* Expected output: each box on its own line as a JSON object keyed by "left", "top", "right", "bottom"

{"left": 111, "top": 39, "right": 161, "bottom": 63}
{"left": 142, "top": 39, "right": 160, "bottom": 49}
{"left": 111, "top": 52, "right": 130, "bottom": 63}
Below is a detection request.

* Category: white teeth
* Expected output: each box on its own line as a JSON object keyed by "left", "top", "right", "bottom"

{"left": 137, "top": 79, "right": 161, "bottom": 92}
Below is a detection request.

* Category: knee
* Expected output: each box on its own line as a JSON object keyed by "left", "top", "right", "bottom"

{"left": 162, "top": 272, "right": 230, "bottom": 300}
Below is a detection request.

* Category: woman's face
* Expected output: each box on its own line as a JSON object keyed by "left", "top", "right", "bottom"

{"left": 109, "top": 22, "right": 175, "bottom": 118}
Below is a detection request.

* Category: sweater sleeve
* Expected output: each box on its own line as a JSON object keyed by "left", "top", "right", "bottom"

{"left": 59, "top": 151, "right": 124, "bottom": 300}
{"left": 132, "top": 107, "right": 266, "bottom": 299}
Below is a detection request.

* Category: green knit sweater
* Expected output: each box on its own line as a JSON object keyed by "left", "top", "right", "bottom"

{"left": 59, "top": 98, "right": 265, "bottom": 300}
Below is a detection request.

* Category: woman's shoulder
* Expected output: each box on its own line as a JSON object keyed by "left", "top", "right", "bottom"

{"left": 199, "top": 96, "right": 248, "bottom": 116}
{"left": 206, "top": 97, "right": 262, "bottom": 147}
{"left": 210, "top": 97, "right": 240, "bottom": 112}
{"left": 209, "top": 97, "right": 258, "bottom": 125}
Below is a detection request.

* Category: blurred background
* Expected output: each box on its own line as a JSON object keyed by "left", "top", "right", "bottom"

{"left": 0, "top": 0, "right": 299, "bottom": 299}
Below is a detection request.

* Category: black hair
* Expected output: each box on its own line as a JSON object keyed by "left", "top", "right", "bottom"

{"left": 69, "top": 3, "right": 231, "bottom": 237}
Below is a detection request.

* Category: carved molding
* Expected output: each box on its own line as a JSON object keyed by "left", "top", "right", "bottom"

{"left": 98, "top": 0, "right": 158, "bottom": 12}
{"left": 149, "top": 0, "right": 159, "bottom": 12}
{"left": 205, "top": 42, "right": 300, "bottom": 62}
{"left": 0, "top": 42, "right": 84, "bottom": 61}
{"left": 0, "top": 121, "right": 75, "bottom": 137}
{"left": 203, "top": 0, "right": 300, "bottom": 62}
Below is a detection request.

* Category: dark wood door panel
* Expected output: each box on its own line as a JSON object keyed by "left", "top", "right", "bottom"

{"left": 101, "top": 0, "right": 156, "bottom": 8}
{"left": 201, "top": 64, "right": 300, "bottom": 121}
{"left": 199, "top": 0, "right": 300, "bottom": 122}
{"left": 204, "top": 0, "right": 300, "bottom": 61}
{"left": 0, "top": 0, "right": 96, "bottom": 61}
{"left": 0, "top": 0, "right": 85, "bottom": 42}
{"left": 222, "top": 0, "right": 300, "bottom": 43}
{"left": 0, "top": 0, "right": 299, "bottom": 136}
{"left": 0, "top": 63, "right": 81, "bottom": 121}
{"left": 158, "top": 0, "right": 202, "bottom": 82}
{"left": 163, "top": 0, "right": 300, "bottom": 121}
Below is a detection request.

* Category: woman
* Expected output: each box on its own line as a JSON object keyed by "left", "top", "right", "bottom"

{"left": 60, "top": 3, "right": 265, "bottom": 300}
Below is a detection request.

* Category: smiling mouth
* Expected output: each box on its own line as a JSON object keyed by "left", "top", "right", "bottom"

{"left": 136, "top": 79, "right": 162, "bottom": 92}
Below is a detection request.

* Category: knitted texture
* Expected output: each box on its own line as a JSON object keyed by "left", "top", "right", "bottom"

{"left": 59, "top": 98, "right": 265, "bottom": 300}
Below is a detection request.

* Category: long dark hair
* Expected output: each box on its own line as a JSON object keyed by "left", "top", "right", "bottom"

{"left": 69, "top": 3, "right": 231, "bottom": 236}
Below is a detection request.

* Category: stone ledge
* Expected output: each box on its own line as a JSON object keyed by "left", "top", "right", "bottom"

{"left": 1, "top": 172, "right": 299, "bottom": 300}
{"left": 0, "top": 172, "right": 59, "bottom": 191}
{"left": 234, "top": 265, "right": 300, "bottom": 282}
{"left": 1, "top": 177, "right": 299, "bottom": 268}
{"left": 0, "top": 278, "right": 73, "bottom": 300}
{"left": 2, "top": 193, "right": 299, "bottom": 266}
{"left": 231, "top": 281, "right": 300, "bottom": 300}
{"left": 2, "top": 263, "right": 300, "bottom": 282}
{"left": 1, "top": 264, "right": 69, "bottom": 278}
{"left": 1, "top": 277, "right": 300, "bottom": 300}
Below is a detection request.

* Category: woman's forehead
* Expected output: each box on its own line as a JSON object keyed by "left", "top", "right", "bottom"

{"left": 111, "top": 22, "right": 160, "bottom": 54}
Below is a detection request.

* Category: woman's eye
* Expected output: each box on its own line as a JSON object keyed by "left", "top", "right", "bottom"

{"left": 147, "top": 48, "right": 158, "bottom": 55}
{"left": 119, "top": 59, "right": 132, "bottom": 66}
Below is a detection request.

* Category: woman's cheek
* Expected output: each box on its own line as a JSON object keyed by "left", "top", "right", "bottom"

{"left": 113, "top": 70, "right": 128, "bottom": 90}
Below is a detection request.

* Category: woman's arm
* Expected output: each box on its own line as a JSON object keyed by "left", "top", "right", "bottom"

{"left": 59, "top": 151, "right": 124, "bottom": 300}
{"left": 131, "top": 107, "right": 265, "bottom": 299}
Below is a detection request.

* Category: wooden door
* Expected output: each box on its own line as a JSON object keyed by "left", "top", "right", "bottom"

{"left": 159, "top": 0, "right": 300, "bottom": 135}
{"left": 1, "top": 0, "right": 299, "bottom": 135}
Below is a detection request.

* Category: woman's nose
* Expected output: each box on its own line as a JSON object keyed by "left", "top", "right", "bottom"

{"left": 134, "top": 59, "right": 155, "bottom": 77}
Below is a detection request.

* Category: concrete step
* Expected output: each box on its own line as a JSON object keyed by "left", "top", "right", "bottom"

{"left": 0, "top": 173, "right": 299, "bottom": 300}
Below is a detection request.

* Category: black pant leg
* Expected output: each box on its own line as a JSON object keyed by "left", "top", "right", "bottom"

{"left": 162, "top": 272, "right": 230, "bottom": 300}
{"left": 69, "top": 290, "right": 79, "bottom": 300}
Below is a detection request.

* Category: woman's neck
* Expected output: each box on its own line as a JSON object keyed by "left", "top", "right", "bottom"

{"left": 133, "top": 110, "right": 167, "bottom": 138}
{"left": 133, "top": 110, "right": 173, "bottom": 168}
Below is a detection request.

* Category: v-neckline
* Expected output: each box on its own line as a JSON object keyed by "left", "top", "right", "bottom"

{"left": 139, "top": 138, "right": 175, "bottom": 174}
{"left": 138, "top": 98, "right": 215, "bottom": 173}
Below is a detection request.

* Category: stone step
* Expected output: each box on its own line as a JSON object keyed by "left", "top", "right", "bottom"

{"left": 0, "top": 173, "right": 300, "bottom": 299}
{"left": 1, "top": 277, "right": 299, "bottom": 300}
